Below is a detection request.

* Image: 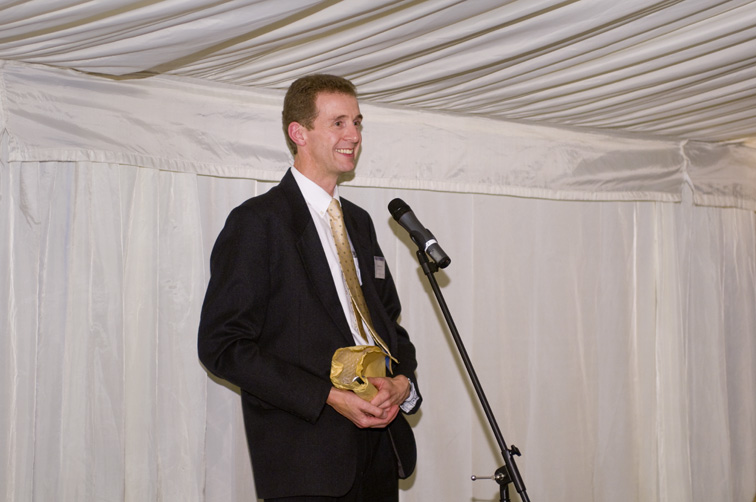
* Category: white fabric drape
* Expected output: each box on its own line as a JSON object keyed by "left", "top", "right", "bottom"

{"left": 2, "top": 1, "right": 756, "bottom": 143}
{"left": 3, "top": 61, "right": 756, "bottom": 210}
{"left": 1, "top": 62, "right": 755, "bottom": 501}
{"left": 2, "top": 161, "right": 755, "bottom": 502}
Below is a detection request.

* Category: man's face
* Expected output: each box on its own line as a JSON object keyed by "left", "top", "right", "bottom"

{"left": 301, "top": 92, "right": 363, "bottom": 180}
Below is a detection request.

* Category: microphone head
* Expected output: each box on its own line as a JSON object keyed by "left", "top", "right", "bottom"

{"left": 388, "top": 198, "right": 411, "bottom": 221}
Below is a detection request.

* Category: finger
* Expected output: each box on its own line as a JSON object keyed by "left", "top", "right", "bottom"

{"left": 355, "top": 397, "right": 386, "bottom": 418}
{"left": 372, "top": 405, "right": 399, "bottom": 427}
{"left": 367, "top": 377, "right": 387, "bottom": 390}
{"left": 369, "top": 388, "right": 391, "bottom": 408}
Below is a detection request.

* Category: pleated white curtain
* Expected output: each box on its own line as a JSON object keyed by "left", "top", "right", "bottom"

{"left": 2, "top": 158, "right": 754, "bottom": 502}
{"left": 1, "top": 61, "right": 755, "bottom": 502}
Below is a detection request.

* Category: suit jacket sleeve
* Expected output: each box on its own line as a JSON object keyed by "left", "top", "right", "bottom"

{"left": 197, "top": 199, "right": 334, "bottom": 424}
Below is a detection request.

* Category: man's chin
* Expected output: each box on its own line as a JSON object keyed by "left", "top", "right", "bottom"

{"left": 337, "top": 165, "right": 357, "bottom": 181}
{"left": 338, "top": 162, "right": 357, "bottom": 174}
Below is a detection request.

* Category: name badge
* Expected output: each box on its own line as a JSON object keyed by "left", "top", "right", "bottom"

{"left": 374, "top": 256, "right": 386, "bottom": 279}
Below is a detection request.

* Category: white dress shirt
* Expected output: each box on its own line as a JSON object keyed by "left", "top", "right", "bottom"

{"left": 291, "top": 167, "right": 372, "bottom": 346}
{"left": 291, "top": 167, "right": 419, "bottom": 412}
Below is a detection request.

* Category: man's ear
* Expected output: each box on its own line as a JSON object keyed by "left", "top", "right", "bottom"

{"left": 288, "top": 121, "right": 307, "bottom": 148}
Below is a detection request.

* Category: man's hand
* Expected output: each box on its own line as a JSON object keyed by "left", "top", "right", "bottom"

{"left": 327, "top": 387, "right": 399, "bottom": 428}
{"left": 368, "top": 375, "right": 411, "bottom": 410}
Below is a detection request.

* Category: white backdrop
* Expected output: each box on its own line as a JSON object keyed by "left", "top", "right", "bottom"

{"left": 1, "top": 62, "right": 755, "bottom": 502}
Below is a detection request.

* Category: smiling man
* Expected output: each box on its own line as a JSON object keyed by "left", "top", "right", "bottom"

{"left": 198, "top": 74, "right": 421, "bottom": 502}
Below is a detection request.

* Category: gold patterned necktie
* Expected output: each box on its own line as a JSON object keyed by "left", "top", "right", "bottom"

{"left": 327, "top": 198, "right": 395, "bottom": 362}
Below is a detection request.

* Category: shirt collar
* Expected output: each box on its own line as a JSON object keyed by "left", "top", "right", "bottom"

{"left": 291, "top": 166, "right": 341, "bottom": 216}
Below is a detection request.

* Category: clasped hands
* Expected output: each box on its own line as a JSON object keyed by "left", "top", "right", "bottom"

{"left": 327, "top": 374, "right": 411, "bottom": 428}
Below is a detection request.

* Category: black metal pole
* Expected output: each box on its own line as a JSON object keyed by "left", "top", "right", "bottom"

{"left": 415, "top": 249, "right": 531, "bottom": 502}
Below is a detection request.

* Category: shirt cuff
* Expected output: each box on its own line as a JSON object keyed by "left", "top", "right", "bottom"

{"left": 400, "top": 377, "right": 420, "bottom": 413}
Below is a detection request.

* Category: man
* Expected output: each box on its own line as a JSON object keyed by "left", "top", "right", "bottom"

{"left": 198, "top": 74, "right": 421, "bottom": 501}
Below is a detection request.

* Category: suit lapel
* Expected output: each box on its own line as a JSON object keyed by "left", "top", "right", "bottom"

{"left": 279, "top": 171, "right": 354, "bottom": 345}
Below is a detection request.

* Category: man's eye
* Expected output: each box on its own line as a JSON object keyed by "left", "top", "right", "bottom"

{"left": 334, "top": 121, "right": 343, "bottom": 127}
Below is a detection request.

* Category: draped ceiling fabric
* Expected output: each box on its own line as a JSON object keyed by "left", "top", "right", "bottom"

{"left": 1, "top": 2, "right": 755, "bottom": 502}
{"left": 2, "top": 0, "right": 756, "bottom": 145}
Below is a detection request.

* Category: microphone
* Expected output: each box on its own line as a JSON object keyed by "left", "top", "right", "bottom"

{"left": 388, "top": 198, "right": 451, "bottom": 268}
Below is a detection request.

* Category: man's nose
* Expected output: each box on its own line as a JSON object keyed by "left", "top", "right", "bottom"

{"left": 345, "top": 124, "right": 361, "bottom": 142}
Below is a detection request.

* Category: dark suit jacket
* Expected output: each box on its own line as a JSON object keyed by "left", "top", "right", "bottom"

{"left": 198, "top": 169, "right": 421, "bottom": 499}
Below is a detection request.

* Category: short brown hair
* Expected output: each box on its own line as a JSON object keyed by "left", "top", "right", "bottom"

{"left": 282, "top": 74, "right": 357, "bottom": 155}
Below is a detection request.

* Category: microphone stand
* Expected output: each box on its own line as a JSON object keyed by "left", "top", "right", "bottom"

{"left": 414, "top": 249, "right": 531, "bottom": 502}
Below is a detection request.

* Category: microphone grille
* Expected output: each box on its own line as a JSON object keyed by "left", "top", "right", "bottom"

{"left": 388, "top": 198, "right": 410, "bottom": 220}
